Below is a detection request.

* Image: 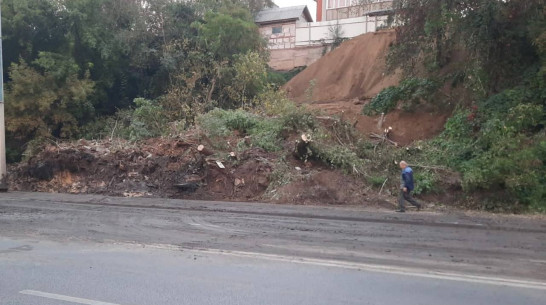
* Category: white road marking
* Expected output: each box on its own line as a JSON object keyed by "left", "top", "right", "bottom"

{"left": 19, "top": 290, "right": 122, "bottom": 305}
{"left": 130, "top": 242, "right": 546, "bottom": 291}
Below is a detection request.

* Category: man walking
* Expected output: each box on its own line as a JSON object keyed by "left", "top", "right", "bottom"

{"left": 397, "top": 161, "right": 422, "bottom": 212}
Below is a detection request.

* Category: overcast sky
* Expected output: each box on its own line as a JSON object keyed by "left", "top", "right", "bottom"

{"left": 274, "top": 0, "right": 317, "bottom": 20}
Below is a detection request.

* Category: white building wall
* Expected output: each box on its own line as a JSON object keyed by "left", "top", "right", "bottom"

{"left": 259, "top": 22, "right": 297, "bottom": 50}
{"left": 325, "top": 0, "right": 393, "bottom": 21}
{"left": 295, "top": 15, "right": 388, "bottom": 47}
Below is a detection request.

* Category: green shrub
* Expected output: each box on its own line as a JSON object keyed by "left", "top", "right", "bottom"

{"left": 256, "top": 86, "right": 297, "bottom": 116}
{"left": 311, "top": 144, "right": 365, "bottom": 174}
{"left": 198, "top": 108, "right": 259, "bottom": 138}
{"left": 368, "top": 176, "right": 387, "bottom": 187}
{"left": 363, "top": 78, "right": 440, "bottom": 115}
{"left": 413, "top": 170, "right": 438, "bottom": 195}
{"left": 266, "top": 67, "right": 305, "bottom": 87}
{"left": 420, "top": 81, "right": 546, "bottom": 211}
{"left": 198, "top": 108, "right": 318, "bottom": 152}
{"left": 80, "top": 98, "right": 169, "bottom": 141}
{"left": 363, "top": 86, "right": 401, "bottom": 115}
{"left": 281, "top": 108, "right": 317, "bottom": 132}
{"left": 248, "top": 120, "right": 285, "bottom": 152}
{"left": 128, "top": 98, "right": 169, "bottom": 140}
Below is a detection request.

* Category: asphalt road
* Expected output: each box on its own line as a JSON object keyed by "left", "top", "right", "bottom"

{"left": 1, "top": 192, "right": 546, "bottom": 305}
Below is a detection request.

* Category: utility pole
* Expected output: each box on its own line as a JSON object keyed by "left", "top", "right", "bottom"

{"left": 0, "top": 3, "right": 7, "bottom": 192}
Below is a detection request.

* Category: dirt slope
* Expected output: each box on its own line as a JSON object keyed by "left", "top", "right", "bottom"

{"left": 284, "top": 31, "right": 400, "bottom": 103}
{"left": 314, "top": 100, "right": 449, "bottom": 146}
{"left": 284, "top": 30, "right": 448, "bottom": 145}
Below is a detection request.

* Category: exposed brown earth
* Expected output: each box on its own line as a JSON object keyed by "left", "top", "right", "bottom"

{"left": 8, "top": 137, "right": 387, "bottom": 207}
{"left": 284, "top": 31, "right": 401, "bottom": 103}
{"left": 284, "top": 30, "right": 449, "bottom": 145}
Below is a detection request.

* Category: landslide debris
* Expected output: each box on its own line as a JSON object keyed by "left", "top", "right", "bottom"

{"left": 8, "top": 132, "right": 373, "bottom": 206}
{"left": 284, "top": 31, "right": 448, "bottom": 145}
{"left": 9, "top": 138, "right": 275, "bottom": 201}
{"left": 284, "top": 31, "right": 400, "bottom": 103}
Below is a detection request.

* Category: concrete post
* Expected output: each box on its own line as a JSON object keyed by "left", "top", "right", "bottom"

{"left": 0, "top": 4, "right": 7, "bottom": 192}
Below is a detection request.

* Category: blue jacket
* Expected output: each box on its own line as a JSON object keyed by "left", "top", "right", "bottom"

{"left": 401, "top": 167, "right": 415, "bottom": 191}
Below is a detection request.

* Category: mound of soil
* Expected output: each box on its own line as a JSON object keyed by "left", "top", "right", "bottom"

{"left": 284, "top": 31, "right": 400, "bottom": 103}
{"left": 312, "top": 100, "right": 449, "bottom": 146}
{"left": 8, "top": 136, "right": 391, "bottom": 207}
{"left": 274, "top": 170, "right": 368, "bottom": 206}
{"left": 9, "top": 138, "right": 276, "bottom": 201}
{"left": 284, "top": 30, "right": 448, "bottom": 145}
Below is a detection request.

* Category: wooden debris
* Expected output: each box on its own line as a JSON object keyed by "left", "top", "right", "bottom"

{"left": 174, "top": 183, "right": 199, "bottom": 192}
{"left": 370, "top": 126, "right": 398, "bottom": 146}
{"left": 234, "top": 178, "right": 245, "bottom": 187}
{"left": 294, "top": 134, "right": 313, "bottom": 160}
{"left": 197, "top": 144, "right": 214, "bottom": 156}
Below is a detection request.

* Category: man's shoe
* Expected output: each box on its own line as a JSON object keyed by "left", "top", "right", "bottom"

{"left": 395, "top": 209, "right": 405, "bottom": 213}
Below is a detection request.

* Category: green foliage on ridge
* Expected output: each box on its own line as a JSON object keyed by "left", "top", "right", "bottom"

{"left": 1, "top": 0, "right": 280, "bottom": 159}
{"left": 367, "top": 0, "right": 546, "bottom": 211}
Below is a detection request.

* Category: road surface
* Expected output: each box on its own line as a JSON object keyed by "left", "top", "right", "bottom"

{"left": 1, "top": 192, "right": 545, "bottom": 304}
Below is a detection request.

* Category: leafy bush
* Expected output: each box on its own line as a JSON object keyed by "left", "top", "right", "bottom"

{"left": 256, "top": 86, "right": 297, "bottom": 116}
{"left": 430, "top": 109, "right": 476, "bottom": 167}
{"left": 225, "top": 51, "right": 268, "bottom": 108}
{"left": 307, "top": 143, "right": 365, "bottom": 174}
{"left": 367, "top": 176, "right": 387, "bottom": 187}
{"left": 413, "top": 171, "right": 438, "bottom": 195}
{"left": 198, "top": 108, "right": 318, "bottom": 152}
{"left": 6, "top": 56, "right": 95, "bottom": 141}
{"left": 127, "top": 98, "right": 169, "bottom": 140}
{"left": 280, "top": 108, "right": 317, "bottom": 132}
{"left": 199, "top": 108, "right": 259, "bottom": 136}
{"left": 362, "top": 86, "right": 400, "bottom": 115}
{"left": 267, "top": 67, "right": 305, "bottom": 87}
{"left": 419, "top": 74, "right": 546, "bottom": 211}
{"left": 80, "top": 98, "right": 170, "bottom": 141}
{"left": 248, "top": 120, "right": 285, "bottom": 152}
{"left": 363, "top": 78, "right": 440, "bottom": 115}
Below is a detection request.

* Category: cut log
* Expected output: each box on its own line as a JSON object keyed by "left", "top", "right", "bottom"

{"left": 197, "top": 144, "right": 214, "bottom": 156}
{"left": 174, "top": 183, "right": 199, "bottom": 192}
{"left": 294, "top": 134, "right": 313, "bottom": 160}
{"left": 370, "top": 132, "right": 398, "bottom": 146}
{"left": 377, "top": 113, "right": 386, "bottom": 131}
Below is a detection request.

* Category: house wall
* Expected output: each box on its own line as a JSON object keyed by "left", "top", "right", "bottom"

{"left": 317, "top": 0, "right": 324, "bottom": 21}
{"left": 259, "top": 3, "right": 391, "bottom": 71}
{"left": 268, "top": 46, "right": 325, "bottom": 71}
{"left": 324, "top": 0, "right": 393, "bottom": 21}
{"left": 259, "top": 21, "right": 297, "bottom": 50}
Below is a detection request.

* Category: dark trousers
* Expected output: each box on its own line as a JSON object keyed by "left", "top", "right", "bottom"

{"left": 398, "top": 190, "right": 421, "bottom": 211}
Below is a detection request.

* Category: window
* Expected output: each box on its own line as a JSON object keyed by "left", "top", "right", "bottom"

{"left": 328, "top": 0, "right": 355, "bottom": 9}
{"left": 272, "top": 26, "right": 282, "bottom": 34}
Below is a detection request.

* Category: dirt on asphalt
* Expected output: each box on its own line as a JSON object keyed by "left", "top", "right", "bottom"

{"left": 2, "top": 192, "right": 546, "bottom": 283}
